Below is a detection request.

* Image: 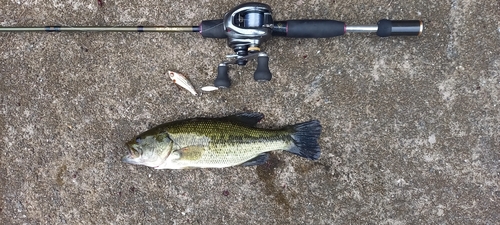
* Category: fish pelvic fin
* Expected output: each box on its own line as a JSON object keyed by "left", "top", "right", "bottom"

{"left": 287, "top": 120, "right": 322, "bottom": 160}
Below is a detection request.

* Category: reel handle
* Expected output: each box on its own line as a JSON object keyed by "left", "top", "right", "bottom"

{"left": 254, "top": 54, "right": 272, "bottom": 81}
{"left": 214, "top": 64, "right": 231, "bottom": 88}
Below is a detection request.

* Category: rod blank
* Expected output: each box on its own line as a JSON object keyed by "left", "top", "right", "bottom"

{"left": 0, "top": 26, "right": 201, "bottom": 32}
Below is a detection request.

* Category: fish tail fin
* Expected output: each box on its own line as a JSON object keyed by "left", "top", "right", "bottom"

{"left": 286, "top": 120, "right": 322, "bottom": 160}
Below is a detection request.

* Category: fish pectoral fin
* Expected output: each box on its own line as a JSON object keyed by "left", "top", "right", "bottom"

{"left": 241, "top": 153, "right": 270, "bottom": 167}
{"left": 226, "top": 112, "right": 264, "bottom": 127}
{"left": 175, "top": 145, "right": 205, "bottom": 161}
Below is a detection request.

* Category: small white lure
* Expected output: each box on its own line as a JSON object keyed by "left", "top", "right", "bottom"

{"left": 168, "top": 71, "right": 197, "bottom": 96}
{"left": 201, "top": 86, "right": 219, "bottom": 92}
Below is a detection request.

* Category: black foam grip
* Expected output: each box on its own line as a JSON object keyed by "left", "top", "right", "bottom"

{"left": 214, "top": 65, "right": 231, "bottom": 88}
{"left": 200, "top": 19, "right": 226, "bottom": 38}
{"left": 282, "top": 20, "right": 346, "bottom": 38}
{"left": 377, "top": 19, "right": 422, "bottom": 37}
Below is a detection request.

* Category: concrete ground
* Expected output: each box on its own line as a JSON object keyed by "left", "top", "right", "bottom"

{"left": 1, "top": 0, "right": 499, "bottom": 224}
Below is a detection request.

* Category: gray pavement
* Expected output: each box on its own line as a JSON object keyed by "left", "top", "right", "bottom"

{"left": 1, "top": 0, "right": 499, "bottom": 224}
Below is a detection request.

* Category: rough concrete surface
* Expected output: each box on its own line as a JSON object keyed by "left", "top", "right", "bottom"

{"left": 1, "top": 0, "right": 499, "bottom": 224}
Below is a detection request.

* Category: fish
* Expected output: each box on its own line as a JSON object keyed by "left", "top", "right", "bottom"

{"left": 168, "top": 70, "right": 197, "bottom": 96}
{"left": 122, "top": 112, "right": 322, "bottom": 169}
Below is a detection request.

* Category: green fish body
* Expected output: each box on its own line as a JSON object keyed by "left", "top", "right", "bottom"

{"left": 122, "top": 112, "right": 321, "bottom": 169}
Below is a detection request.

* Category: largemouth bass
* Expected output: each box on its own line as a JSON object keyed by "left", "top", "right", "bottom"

{"left": 122, "top": 112, "right": 322, "bottom": 169}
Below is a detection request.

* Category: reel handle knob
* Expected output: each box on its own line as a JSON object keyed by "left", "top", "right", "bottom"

{"left": 254, "top": 54, "right": 272, "bottom": 81}
{"left": 214, "top": 64, "right": 231, "bottom": 88}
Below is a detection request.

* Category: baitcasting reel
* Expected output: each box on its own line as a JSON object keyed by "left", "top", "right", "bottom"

{"left": 214, "top": 2, "right": 274, "bottom": 88}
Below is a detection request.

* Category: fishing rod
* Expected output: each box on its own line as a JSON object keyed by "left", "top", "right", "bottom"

{"left": 0, "top": 2, "right": 423, "bottom": 89}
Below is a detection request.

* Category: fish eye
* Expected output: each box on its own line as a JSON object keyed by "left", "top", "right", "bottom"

{"left": 136, "top": 137, "right": 142, "bottom": 144}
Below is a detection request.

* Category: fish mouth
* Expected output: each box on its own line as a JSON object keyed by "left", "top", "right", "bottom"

{"left": 121, "top": 154, "right": 134, "bottom": 163}
{"left": 122, "top": 153, "right": 140, "bottom": 164}
{"left": 122, "top": 144, "right": 140, "bottom": 164}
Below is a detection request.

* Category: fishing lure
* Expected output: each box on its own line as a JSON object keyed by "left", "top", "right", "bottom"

{"left": 168, "top": 71, "right": 198, "bottom": 96}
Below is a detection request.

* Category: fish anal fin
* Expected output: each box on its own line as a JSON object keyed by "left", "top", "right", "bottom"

{"left": 241, "top": 153, "right": 269, "bottom": 167}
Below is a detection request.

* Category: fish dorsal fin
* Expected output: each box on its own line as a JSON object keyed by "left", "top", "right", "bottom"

{"left": 241, "top": 153, "right": 269, "bottom": 166}
{"left": 226, "top": 112, "right": 264, "bottom": 127}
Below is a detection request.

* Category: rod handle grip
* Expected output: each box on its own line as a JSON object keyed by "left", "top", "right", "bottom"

{"left": 376, "top": 19, "right": 423, "bottom": 37}
{"left": 272, "top": 20, "right": 346, "bottom": 38}
{"left": 200, "top": 19, "right": 226, "bottom": 38}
